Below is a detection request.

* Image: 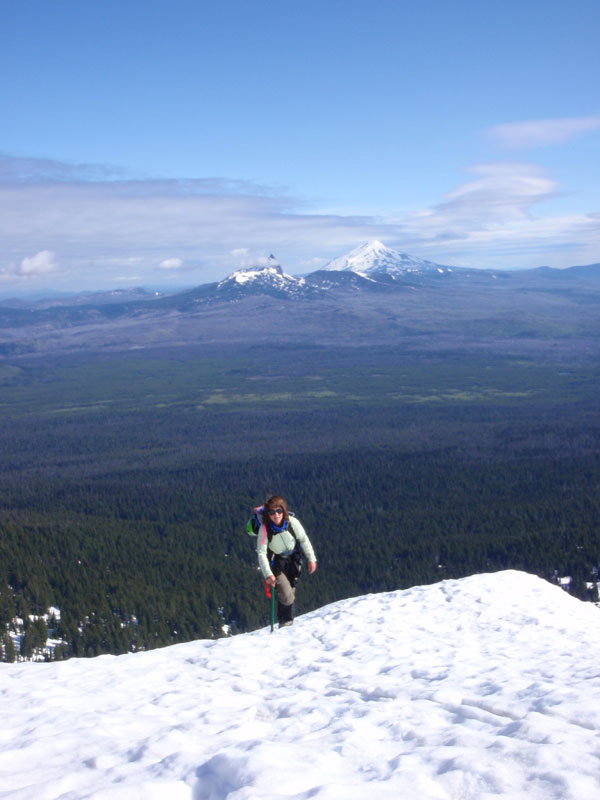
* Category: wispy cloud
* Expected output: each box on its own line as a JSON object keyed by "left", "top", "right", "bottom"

{"left": 0, "top": 154, "right": 126, "bottom": 184}
{"left": 395, "top": 162, "right": 600, "bottom": 265}
{"left": 0, "top": 156, "right": 382, "bottom": 286}
{"left": 487, "top": 114, "right": 600, "bottom": 149}
{"left": 0, "top": 154, "right": 597, "bottom": 288}
{"left": 435, "top": 163, "right": 559, "bottom": 222}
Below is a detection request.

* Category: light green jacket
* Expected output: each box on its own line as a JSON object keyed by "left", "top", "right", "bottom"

{"left": 256, "top": 516, "right": 316, "bottom": 579}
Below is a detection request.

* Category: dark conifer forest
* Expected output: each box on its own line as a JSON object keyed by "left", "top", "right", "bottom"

{"left": 1, "top": 343, "right": 599, "bottom": 660}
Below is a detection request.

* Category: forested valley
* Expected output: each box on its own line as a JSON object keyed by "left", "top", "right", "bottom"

{"left": 1, "top": 343, "right": 599, "bottom": 660}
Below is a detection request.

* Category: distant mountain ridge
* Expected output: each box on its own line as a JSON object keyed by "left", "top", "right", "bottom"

{"left": 206, "top": 241, "right": 600, "bottom": 300}
{"left": 0, "top": 286, "right": 165, "bottom": 310}
{"left": 198, "top": 241, "right": 496, "bottom": 302}
{"left": 3, "top": 242, "right": 600, "bottom": 312}
{"left": 1, "top": 241, "right": 599, "bottom": 356}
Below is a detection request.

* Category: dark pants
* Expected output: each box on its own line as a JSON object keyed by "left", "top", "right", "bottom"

{"left": 272, "top": 551, "right": 301, "bottom": 624}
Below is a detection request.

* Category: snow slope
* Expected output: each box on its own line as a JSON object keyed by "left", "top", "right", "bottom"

{"left": 2, "top": 571, "right": 600, "bottom": 800}
{"left": 216, "top": 261, "right": 307, "bottom": 298}
{"left": 323, "top": 240, "right": 452, "bottom": 276}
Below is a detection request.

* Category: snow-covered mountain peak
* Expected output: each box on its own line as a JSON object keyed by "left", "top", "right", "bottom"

{"left": 324, "top": 240, "right": 399, "bottom": 274}
{"left": 216, "top": 258, "right": 307, "bottom": 298}
{"left": 324, "top": 240, "right": 453, "bottom": 277}
{"left": 224, "top": 264, "right": 284, "bottom": 285}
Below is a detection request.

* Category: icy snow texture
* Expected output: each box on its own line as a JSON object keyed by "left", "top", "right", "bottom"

{"left": 2, "top": 571, "right": 600, "bottom": 799}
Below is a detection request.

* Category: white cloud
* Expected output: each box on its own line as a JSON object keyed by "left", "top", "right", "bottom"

{"left": 434, "top": 163, "right": 558, "bottom": 222}
{"left": 487, "top": 114, "right": 600, "bottom": 149}
{"left": 256, "top": 255, "right": 280, "bottom": 267}
{"left": 389, "top": 162, "right": 558, "bottom": 245}
{"left": 158, "top": 257, "right": 183, "bottom": 270}
{"left": 0, "top": 157, "right": 382, "bottom": 284}
{"left": 0, "top": 154, "right": 598, "bottom": 286}
{"left": 229, "top": 249, "right": 283, "bottom": 269}
{"left": 383, "top": 162, "right": 600, "bottom": 267}
{"left": 19, "top": 250, "right": 58, "bottom": 276}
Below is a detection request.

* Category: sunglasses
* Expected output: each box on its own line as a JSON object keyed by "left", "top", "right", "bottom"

{"left": 267, "top": 507, "right": 284, "bottom": 516}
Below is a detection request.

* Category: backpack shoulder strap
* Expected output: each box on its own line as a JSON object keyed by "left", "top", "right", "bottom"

{"left": 287, "top": 517, "right": 298, "bottom": 541}
{"left": 266, "top": 518, "right": 298, "bottom": 545}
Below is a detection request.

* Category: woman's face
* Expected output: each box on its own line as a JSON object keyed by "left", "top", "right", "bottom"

{"left": 267, "top": 506, "right": 284, "bottom": 526}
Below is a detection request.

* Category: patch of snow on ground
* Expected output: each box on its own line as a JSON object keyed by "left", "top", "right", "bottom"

{"left": 2, "top": 570, "right": 600, "bottom": 799}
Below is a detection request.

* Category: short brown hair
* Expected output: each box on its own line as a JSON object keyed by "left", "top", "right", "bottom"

{"left": 264, "top": 495, "right": 289, "bottom": 523}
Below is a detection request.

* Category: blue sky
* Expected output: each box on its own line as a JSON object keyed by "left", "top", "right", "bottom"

{"left": 1, "top": 0, "right": 599, "bottom": 291}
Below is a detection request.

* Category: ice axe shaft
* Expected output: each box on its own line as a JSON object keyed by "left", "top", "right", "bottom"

{"left": 265, "top": 580, "right": 276, "bottom": 633}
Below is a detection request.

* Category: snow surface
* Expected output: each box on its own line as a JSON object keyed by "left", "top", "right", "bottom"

{"left": 217, "top": 263, "right": 306, "bottom": 294}
{"left": 323, "top": 240, "right": 450, "bottom": 276}
{"left": 231, "top": 267, "right": 283, "bottom": 285}
{"left": 2, "top": 570, "right": 600, "bottom": 800}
